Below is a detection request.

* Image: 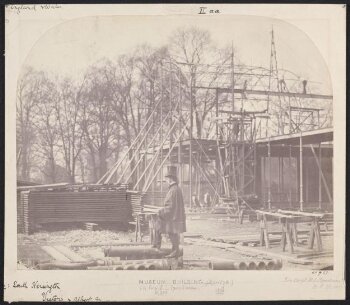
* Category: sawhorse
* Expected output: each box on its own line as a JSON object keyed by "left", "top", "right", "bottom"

{"left": 307, "top": 217, "right": 323, "bottom": 251}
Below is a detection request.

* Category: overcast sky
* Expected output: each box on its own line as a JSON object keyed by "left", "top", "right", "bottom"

{"left": 23, "top": 15, "right": 332, "bottom": 93}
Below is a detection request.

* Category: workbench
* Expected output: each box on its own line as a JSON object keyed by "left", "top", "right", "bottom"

{"left": 256, "top": 210, "right": 324, "bottom": 254}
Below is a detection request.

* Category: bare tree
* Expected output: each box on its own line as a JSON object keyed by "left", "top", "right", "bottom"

{"left": 54, "top": 77, "right": 85, "bottom": 183}
{"left": 108, "top": 55, "right": 139, "bottom": 182}
{"left": 81, "top": 59, "right": 120, "bottom": 181}
{"left": 31, "top": 75, "right": 60, "bottom": 183}
{"left": 169, "top": 26, "right": 229, "bottom": 138}
{"left": 16, "top": 67, "right": 48, "bottom": 181}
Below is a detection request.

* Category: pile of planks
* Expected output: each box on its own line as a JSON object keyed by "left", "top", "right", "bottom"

{"left": 141, "top": 191, "right": 166, "bottom": 207}
{"left": 19, "top": 189, "right": 134, "bottom": 234}
{"left": 126, "top": 190, "right": 148, "bottom": 216}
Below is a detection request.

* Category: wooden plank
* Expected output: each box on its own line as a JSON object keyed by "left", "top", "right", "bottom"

{"left": 54, "top": 245, "right": 88, "bottom": 262}
{"left": 184, "top": 233, "right": 203, "bottom": 238}
{"left": 186, "top": 238, "right": 233, "bottom": 249}
{"left": 278, "top": 209, "right": 324, "bottom": 218}
{"left": 71, "top": 242, "right": 148, "bottom": 248}
{"left": 256, "top": 210, "right": 295, "bottom": 219}
{"left": 293, "top": 250, "right": 333, "bottom": 258}
{"left": 315, "top": 220, "right": 323, "bottom": 251}
{"left": 41, "top": 246, "right": 71, "bottom": 262}
{"left": 231, "top": 245, "right": 313, "bottom": 265}
{"left": 18, "top": 244, "right": 53, "bottom": 264}
{"left": 186, "top": 238, "right": 313, "bottom": 265}
{"left": 198, "top": 86, "right": 333, "bottom": 100}
{"left": 17, "top": 183, "right": 69, "bottom": 191}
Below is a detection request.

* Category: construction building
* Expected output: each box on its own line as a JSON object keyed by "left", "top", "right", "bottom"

{"left": 98, "top": 30, "right": 333, "bottom": 217}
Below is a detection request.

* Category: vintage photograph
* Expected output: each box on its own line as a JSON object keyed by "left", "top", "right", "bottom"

{"left": 5, "top": 4, "right": 346, "bottom": 302}
{"left": 15, "top": 13, "right": 335, "bottom": 272}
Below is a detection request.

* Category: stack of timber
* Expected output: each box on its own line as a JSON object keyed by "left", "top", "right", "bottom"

{"left": 19, "top": 189, "right": 133, "bottom": 234}
{"left": 143, "top": 204, "right": 161, "bottom": 214}
{"left": 142, "top": 191, "right": 167, "bottom": 207}
{"left": 17, "top": 182, "right": 70, "bottom": 192}
{"left": 126, "top": 190, "right": 144, "bottom": 216}
{"left": 21, "top": 191, "right": 31, "bottom": 235}
{"left": 127, "top": 191, "right": 160, "bottom": 231}
{"left": 17, "top": 190, "right": 27, "bottom": 234}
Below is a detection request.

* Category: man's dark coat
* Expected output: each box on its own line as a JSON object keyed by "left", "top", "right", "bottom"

{"left": 158, "top": 182, "right": 186, "bottom": 234}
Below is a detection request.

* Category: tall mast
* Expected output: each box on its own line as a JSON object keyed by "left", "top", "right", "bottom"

{"left": 231, "top": 42, "right": 235, "bottom": 113}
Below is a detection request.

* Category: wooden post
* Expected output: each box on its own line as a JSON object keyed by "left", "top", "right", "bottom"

{"left": 189, "top": 70, "right": 193, "bottom": 208}
{"left": 305, "top": 157, "right": 309, "bottom": 204}
{"left": 318, "top": 143, "right": 322, "bottom": 209}
{"left": 307, "top": 221, "right": 315, "bottom": 250}
{"left": 289, "top": 145, "right": 292, "bottom": 208}
{"left": 289, "top": 106, "right": 292, "bottom": 133}
{"left": 178, "top": 68, "right": 182, "bottom": 186}
{"left": 281, "top": 218, "right": 294, "bottom": 253}
{"left": 242, "top": 135, "right": 245, "bottom": 195}
{"left": 268, "top": 140, "right": 271, "bottom": 210}
{"left": 160, "top": 62, "right": 164, "bottom": 193}
{"left": 299, "top": 134, "right": 304, "bottom": 211}
{"left": 263, "top": 215, "right": 270, "bottom": 248}
{"left": 262, "top": 156, "right": 266, "bottom": 205}
{"left": 215, "top": 89, "right": 219, "bottom": 138}
{"left": 151, "top": 110, "right": 155, "bottom": 193}
{"left": 281, "top": 157, "right": 284, "bottom": 198}
{"left": 278, "top": 157, "right": 281, "bottom": 199}
{"left": 231, "top": 43, "right": 235, "bottom": 113}
{"left": 259, "top": 214, "right": 270, "bottom": 248}
{"left": 215, "top": 89, "right": 221, "bottom": 197}
{"left": 285, "top": 221, "right": 294, "bottom": 253}
{"left": 136, "top": 150, "right": 140, "bottom": 191}
{"left": 291, "top": 222, "right": 299, "bottom": 246}
{"left": 307, "top": 217, "right": 323, "bottom": 252}
{"left": 314, "top": 218, "right": 323, "bottom": 251}
{"left": 253, "top": 143, "right": 257, "bottom": 194}
{"left": 169, "top": 62, "right": 173, "bottom": 151}
{"left": 143, "top": 151, "right": 148, "bottom": 191}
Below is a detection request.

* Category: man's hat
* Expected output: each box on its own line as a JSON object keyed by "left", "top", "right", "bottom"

{"left": 164, "top": 165, "right": 178, "bottom": 179}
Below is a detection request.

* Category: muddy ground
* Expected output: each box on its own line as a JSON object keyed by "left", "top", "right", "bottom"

{"left": 17, "top": 216, "right": 333, "bottom": 270}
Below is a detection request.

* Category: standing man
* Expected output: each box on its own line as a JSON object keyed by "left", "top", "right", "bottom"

{"left": 154, "top": 165, "right": 186, "bottom": 258}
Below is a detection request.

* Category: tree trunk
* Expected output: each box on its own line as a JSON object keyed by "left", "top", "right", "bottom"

{"left": 99, "top": 146, "right": 108, "bottom": 181}
{"left": 49, "top": 157, "right": 56, "bottom": 183}
{"left": 87, "top": 146, "right": 98, "bottom": 182}
{"left": 68, "top": 174, "right": 75, "bottom": 184}
{"left": 21, "top": 145, "right": 29, "bottom": 181}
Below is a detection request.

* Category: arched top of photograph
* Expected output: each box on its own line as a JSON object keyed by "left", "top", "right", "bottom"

{"left": 22, "top": 15, "right": 332, "bottom": 94}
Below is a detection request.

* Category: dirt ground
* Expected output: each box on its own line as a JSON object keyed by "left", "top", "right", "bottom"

{"left": 17, "top": 216, "right": 333, "bottom": 270}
